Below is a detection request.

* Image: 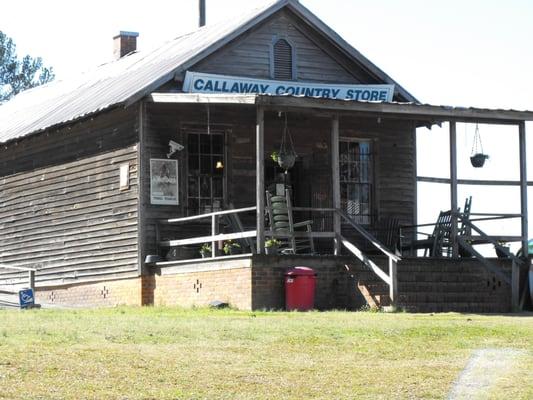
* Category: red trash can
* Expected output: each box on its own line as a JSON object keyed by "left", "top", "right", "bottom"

{"left": 285, "top": 267, "right": 317, "bottom": 311}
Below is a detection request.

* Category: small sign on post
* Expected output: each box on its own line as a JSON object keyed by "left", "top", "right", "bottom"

{"left": 18, "top": 288, "right": 35, "bottom": 309}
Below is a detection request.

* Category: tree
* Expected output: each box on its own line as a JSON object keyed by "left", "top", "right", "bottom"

{"left": 0, "top": 31, "right": 54, "bottom": 102}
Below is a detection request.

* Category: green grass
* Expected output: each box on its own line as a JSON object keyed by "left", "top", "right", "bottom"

{"left": 0, "top": 307, "right": 532, "bottom": 399}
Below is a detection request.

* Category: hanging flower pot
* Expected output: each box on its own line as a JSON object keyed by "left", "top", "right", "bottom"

{"left": 470, "top": 153, "right": 489, "bottom": 168}
{"left": 277, "top": 153, "right": 296, "bottom": 170}
{"left": 278, "top": 113, "right": 297, "bottom": 172}
{"left": 470, "top": 123, "right": 489, "bottom": 168}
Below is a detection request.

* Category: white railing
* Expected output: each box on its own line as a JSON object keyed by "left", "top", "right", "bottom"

{"left": 0, "top": 264, "right": 38, "bottom": 293}
{"left": 158, "top": 206, "right": 257, "bottom": 259}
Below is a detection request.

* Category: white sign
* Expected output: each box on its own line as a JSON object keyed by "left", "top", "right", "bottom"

{"left": 150, "top": 159, "right": 179, "bottom": 205}
{"left": 183, "top": 71, "right": 395, "bottom": 102}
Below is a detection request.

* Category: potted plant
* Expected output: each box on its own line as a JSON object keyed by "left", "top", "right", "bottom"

{"left": 265, "top": 238, "right": 281, "bottom": 255}
{"left": 470, "top": 153, "right": 489, "bottom": 168}
{"left": 223, "top": 240, "right": 241, "bottom": 255}
{"left": 199, "top": 243, "right": 212, "bottom": 258}
{"left": 495, "top": 241, "right": 510, "bottom": 258}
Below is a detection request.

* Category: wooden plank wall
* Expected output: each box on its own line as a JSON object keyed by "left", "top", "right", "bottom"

{"left": 192, "top": 9, "right": 362, "bottom": 84}
{"left": 0, "top": 107, "right": 140, "bottom": 287}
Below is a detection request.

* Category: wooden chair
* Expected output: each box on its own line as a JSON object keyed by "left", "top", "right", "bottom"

{"left": 405, "top": 197, "right": 473, "bottom": 257}
{"left": 370, "top": 217, "right": 401, "bottom": 255}
{"left": 266, "top": 189, "right": 315, "bottom": 254}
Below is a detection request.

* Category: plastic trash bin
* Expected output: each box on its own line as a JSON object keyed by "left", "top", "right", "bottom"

{"left": 285, "top": 267, "right": 316, "bottom": 311}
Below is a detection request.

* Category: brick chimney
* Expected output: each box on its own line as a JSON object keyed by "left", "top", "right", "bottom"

{"left": 113, "top": 31, "right": 139, "bottom": 59}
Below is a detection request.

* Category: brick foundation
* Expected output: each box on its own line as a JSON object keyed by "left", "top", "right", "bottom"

{"left": 151, "top": 259, "right": 253, "bottom": 309}
{"left": 36, "top": 277, "right": 145, "bottom": 308}
{"left": 32, "top": 256, "right": 514, "bottom": 312}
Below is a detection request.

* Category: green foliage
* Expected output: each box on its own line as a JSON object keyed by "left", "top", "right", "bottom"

{"left": 265, "top": 238, "right": 281, "bottom": 248}
{"left": 0, "top": 31, "right": 54, "bottom": 102}
{"left": 222, "top": 239, "right": 240, "bottom": 255}
{"left": 199, "top": 243, "right": 211, "bottom": 256}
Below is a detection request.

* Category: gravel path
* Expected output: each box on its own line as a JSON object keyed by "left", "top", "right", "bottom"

{"left": 448, "top": 348, "right": 524, "bottom": 399}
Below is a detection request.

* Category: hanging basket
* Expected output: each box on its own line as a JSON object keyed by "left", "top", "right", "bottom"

{"left": 278, "top": 113, "right": 297, "bottom": 172}
{"left": 470, "top": 153, "right": 489, "bottom": 168}
{"left": 470, "top": 124, "right": 489, "bottom": 168}
{"left": 277, "top": 153, "right": 296, "bottom": 170}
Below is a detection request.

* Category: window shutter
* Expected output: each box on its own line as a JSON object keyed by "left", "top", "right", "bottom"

{"left": 273, "top": 39, "right": 293, "bottom": 80}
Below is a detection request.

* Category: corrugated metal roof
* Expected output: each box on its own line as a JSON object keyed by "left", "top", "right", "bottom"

{"left": 0, "top": 0, "right": 421, "bottom": 145}
{"left": 0, "top": 0, "right": 283, "bottom": 145}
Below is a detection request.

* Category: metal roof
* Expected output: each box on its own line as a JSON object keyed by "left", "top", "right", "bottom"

{"left": 0, "top": 0, "right": 419, "bottom": 145}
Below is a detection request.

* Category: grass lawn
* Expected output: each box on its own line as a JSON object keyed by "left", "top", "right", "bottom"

{"left": 0, "top": 307, "right": 532, "bottom": 399}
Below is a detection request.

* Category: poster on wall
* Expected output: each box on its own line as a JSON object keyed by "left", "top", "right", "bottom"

{"left": 150, "top": 159, "right": 179, "bottom": 205}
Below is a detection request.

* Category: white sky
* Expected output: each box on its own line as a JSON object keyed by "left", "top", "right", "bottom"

{"left": 1, "top": 0, "right": 532, "bottom": 251}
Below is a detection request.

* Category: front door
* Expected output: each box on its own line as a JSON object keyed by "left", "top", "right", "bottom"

{"left": 186, "top": 130, "right": 225, "bottom": 215}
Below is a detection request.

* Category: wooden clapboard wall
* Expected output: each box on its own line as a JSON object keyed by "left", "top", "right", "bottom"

{"left": 0, "top": 107, "right": 140, "bottom": 287}
{"left": 192, "top": 9, "right": 365, "bottom": 84}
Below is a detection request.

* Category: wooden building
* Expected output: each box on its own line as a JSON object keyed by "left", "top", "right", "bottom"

{"left": 1, "top": 0, "right": 532, "bottom": 311}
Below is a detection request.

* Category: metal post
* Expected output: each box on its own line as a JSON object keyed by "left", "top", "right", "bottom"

{"left": 331, "top": 115, "right": 341, "bottom": 255}
{"left": 199, "top": 0, "right": 206, "bottom": 27}
{"left": 511, "top": 259, "right": 520, "bottom": 311}
{"left": 389, "top": 257, "right": 398, "bottom": 307}
{"left": 28, "top": 270, "right": 35, "bottom": 290}
{"left": 256, "top": 106, "right": 265, "bottom": 254}
{"left": 211, "top": 214, "right": 217, "bottom": 258}
{"left": 519, "top": 121, "right": 528, "bottom": 257}
{"left": 449, "top": 121, "right": 458, "bottom": 258}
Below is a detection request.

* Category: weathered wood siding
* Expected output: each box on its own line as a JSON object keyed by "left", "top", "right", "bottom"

{"left": 191, "top": 9, "right": 368, "bottom": 84}
{"left": 0, "top": 107, "right": 140, "bottom": 287}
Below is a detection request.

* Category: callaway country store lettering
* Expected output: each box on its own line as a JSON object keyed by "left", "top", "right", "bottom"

{"left": 192, "top": 78, "right": 389, "bottom": 101}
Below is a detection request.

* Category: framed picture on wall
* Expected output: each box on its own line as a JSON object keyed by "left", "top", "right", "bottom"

{"left": 150, "top": 159, "right": 179, "bottom": 205}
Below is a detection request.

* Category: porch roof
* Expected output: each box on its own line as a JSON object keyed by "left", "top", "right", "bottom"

{"left": 150, "top": 92, "right": 533, "bottom": 125}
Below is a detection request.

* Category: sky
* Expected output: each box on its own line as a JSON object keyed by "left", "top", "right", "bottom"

{"left": 1, "top": 0, "right": 532, "bottom": 251}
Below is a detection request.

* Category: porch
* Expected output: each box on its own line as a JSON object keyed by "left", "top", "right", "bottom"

{"left": 143, "top": 93, "right": 533, "bottom": 311}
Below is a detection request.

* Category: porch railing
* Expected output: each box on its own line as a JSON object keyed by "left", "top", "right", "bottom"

{"left": 158, "top": 206, "right": 257, "bottom": 259}
{"left": 156, "top": 206, "right": 401, "bottom": 305}
{"left": 0, "top": 264, "right": 38, "bottom": 292}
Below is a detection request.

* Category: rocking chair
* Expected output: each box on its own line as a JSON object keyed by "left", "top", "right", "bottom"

{"left": 266, "top": 189, "right": 315, "bottom": 254}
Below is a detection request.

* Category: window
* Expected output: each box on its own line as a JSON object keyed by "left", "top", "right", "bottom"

{"left": 339, "top": 139, "right": 373, "bottom": 224}
{"left": 271, "top": 37, "right": 294, "bottom": 80}
{"left": 187, "top": 132, "right": 224, "bottom": 214}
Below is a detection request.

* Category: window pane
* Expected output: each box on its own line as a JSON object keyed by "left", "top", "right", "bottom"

{"left": 188, "top": 176, "right": 198, "bottom": 198}
{"left": 212, "top": 134, "right": 223, "bottom": 155}
{"left": 188, "top": 134, "right": 199, "bottom": 154}
{"left": 200, "top": 134, "right": 210, "bottom": 154}
{"left": 200, "top": 176, "right": 210, "bottom": 198}
{"left": 188, "top": 154, "right": 199, "bottom": 173}
{"left": 200, "top": 155, "right": 211, "bottom": 174}
{"left": 213, "top": 177, "right": 223, "bottom": 198}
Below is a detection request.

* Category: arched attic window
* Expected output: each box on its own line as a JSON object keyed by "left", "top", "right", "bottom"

{"left": 271, "top": 37, "right": 296, "bottom": 80}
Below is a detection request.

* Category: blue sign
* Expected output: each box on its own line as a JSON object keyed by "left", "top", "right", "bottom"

{"left": 183, "top": 71, "right": 395, "bottom": 102}
{"left": 18, "top": 288, "right": 35, "bottom": 309}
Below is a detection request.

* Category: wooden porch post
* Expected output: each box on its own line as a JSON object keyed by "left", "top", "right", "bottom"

{"left": 331, "top": 115, "right": 341, "bottom": 255}
{"left": 28, "top": 269, "right": 35, "bottom": 290}
{"left": 256, "top": 106, "right": 265, "bottom": 254}
{"left": 519, "top": 121, "right": 528, "bottom": 257}
{"left": 449, "top": 121, "right": 459, "bottom": 258}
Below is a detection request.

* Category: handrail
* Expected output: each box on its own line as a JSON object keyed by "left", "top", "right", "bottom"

{"left": 457, "top": 215, "right": 524, "bottom": 265}
{"left": 336, "top": 209, "right": 401, "bottom": 262}
{"left": 0, "top": 265, "right": 39, "bottom": 272}
{"left": 161, "top": 206, "right": 256, "bottom": 224}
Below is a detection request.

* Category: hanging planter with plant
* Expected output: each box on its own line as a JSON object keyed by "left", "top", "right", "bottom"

{"left": 470, "top": 123, "right": 489, "bottom": 168}
{"left": 277, "top": 113, "right": 297, "bottom": 171}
